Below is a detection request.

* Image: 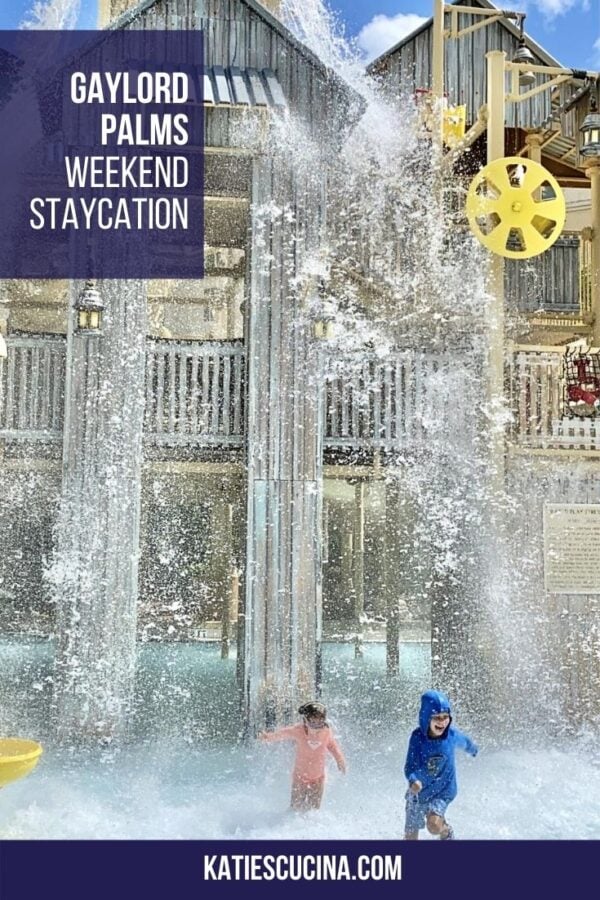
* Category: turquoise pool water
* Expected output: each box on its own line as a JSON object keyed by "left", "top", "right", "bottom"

{"left": 0, "top": 637, "right": 431, "bottom": 744}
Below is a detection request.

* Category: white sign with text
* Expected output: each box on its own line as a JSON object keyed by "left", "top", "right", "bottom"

{"left": 543, "top": 503, "right": 600, "bottom": 594}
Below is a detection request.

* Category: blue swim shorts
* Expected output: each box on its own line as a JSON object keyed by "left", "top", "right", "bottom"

{"left": 404, "top": 791, "right": 449, "bottom": 833}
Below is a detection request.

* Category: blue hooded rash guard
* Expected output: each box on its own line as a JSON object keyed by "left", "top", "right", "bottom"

{"left": 404, "top": 690, "right": 478, "bottom": 805}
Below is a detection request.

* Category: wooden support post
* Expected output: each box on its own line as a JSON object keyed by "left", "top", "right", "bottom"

{"left": 525, "top": 131, "right": 544, "bottom": 165}
{"left": 352, "top": 480, "right": 365, "bottom": 659}
{"left": 341, "top": 531, "right": 354, "bottom": 623}
{"left": 432, "top": 0, "right": 446, "bottom": 149}
{"left": 526, "top": 131, "right": 544, "bottom": 203}
{"left": 486, "top": 50, "right": 507, "bottom": 497}
{"left": 223, "top": 561, "right": 240, "bottom": 660}
{"left": 385, "top": 479, "right": 401, "bottom": 677}
{"left": 0, "top": 299, "right": 8, "bottom": 360}
{"left": 386, "top": 601, "right": 401, "bottom": 676}
{"left": 243, "top": 157, "right": 324, "bottom": 732}
{"left": 586, "top": 159, "right": 600, "bottom": 347}
{"left": 220, "top": 503, "right": 234, "bottom": 659}
{"left": 53, "top": 278, "right": 147, "bottom": 742}
{"left": 220, "top": 605, "right": 231, "bottom": 658}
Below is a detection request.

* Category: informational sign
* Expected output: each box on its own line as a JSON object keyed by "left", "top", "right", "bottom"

{"left": 543, "top": 503, "right": 600, "bottom": 594}
{"left": 0, "top": 30, "right": 204, "bottom": 279}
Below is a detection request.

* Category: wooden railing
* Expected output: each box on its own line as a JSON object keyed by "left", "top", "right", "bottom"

{"left": 3, "top": 336, "right": 600, "bottom": 454}
{"left": 0, "top": 336, "right": 246, "bottom": 449}
{"left": 323, "top": 351, "right": 469, "bottom": 451}
{"left": 0, "top": 335, "right": 66, "bottom": 441}
{"left": 505, "top": 232, "right": 590, "bottom": 315}
{"left": 508, "top": 347, "right": 600, "bottom": 451}
{"left": 143, "top": 339, "right": 245, "bottom": 447}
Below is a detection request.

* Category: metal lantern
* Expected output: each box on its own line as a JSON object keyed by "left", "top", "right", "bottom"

{"left": 580, "top": 97, "right": 600, "bottom": 158}
{"left": 75, "top": 280, "right": 104, "bottom": 333}
{"left": 512, "top": 40, "right": 536, "bottom": 87}
{"left": 513, "top": 16, "right": 536, "bottom": 87}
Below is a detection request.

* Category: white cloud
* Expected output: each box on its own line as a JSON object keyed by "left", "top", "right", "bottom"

{"left": 357, "top": 13, "right": 428, "bottom": 63}
{"left": 594, "top": 36, "right": 600, "bottom": 67}
{"left": 529, "top": 0, "right": 585, "bottom": 17}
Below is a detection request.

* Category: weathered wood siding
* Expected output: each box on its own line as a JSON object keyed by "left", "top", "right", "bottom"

{"left": 374, "top": 2, "right": 552, "bottom": 129}
{"left": 119, "top": 0, "right": 355, "bottom": 145}
{"left": 505, "top": 235, "right": 581, "bottom": 314}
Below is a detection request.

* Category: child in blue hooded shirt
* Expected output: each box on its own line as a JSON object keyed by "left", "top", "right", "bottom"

{"left": 404, "top": 689, "right": 478, "bottom": 840}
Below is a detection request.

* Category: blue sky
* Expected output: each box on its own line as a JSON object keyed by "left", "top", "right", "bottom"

{"left": 0, "top": 0, "right": 597, "bottom": 68}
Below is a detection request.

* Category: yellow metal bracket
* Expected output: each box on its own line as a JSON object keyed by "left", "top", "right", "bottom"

{"left": 506, "top": 69, "right": 575, "bottom": 105}
{"left": 448, "top": 9, "right": 504, "bottom": 39}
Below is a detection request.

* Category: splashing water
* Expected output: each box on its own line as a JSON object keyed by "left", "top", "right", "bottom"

{"left": 282, "top": 0, "right": 358, "bottom": 77}
{"left": 274, "top": 0, "right": 560, "bottom": 741}
{"left": 0, "top": 0, "right": 590, "bottom": 799}
{"left": 20, "top": 0, "right": 81, "bottom": 30}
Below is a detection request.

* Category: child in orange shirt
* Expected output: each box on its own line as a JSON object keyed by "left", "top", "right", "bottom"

{"left": 259, "top": 701, "right": 346, "bottom": 811}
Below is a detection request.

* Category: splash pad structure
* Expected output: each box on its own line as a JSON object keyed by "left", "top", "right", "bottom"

{"left": 0, "top": 0, "right": 599, "bottom": 840}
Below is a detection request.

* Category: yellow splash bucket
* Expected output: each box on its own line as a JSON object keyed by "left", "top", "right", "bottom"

{"left": 0, "top": 738, "right": 43, "bottom": 788}
{"left": 443, "top": 105, "right": 466, "bottom": 147}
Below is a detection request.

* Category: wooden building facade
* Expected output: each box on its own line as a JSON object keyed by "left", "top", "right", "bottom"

{"left": 1, "top": 0, "right": 599, "bottom": 735}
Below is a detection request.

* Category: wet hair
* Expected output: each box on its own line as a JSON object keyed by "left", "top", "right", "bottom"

{"left": 298, "top": 701, "right": 326, "bottom": 719}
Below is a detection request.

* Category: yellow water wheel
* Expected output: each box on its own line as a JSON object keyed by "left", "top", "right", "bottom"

{"left": 466, "top": 157, "right": 566, "bottom": 259}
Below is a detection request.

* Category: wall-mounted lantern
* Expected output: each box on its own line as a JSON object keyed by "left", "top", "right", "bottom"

{"left": 580, "top": 93, "right": 600, "bottom": 158}
{"left": 75, "top": 280, "right": 104, "bottom": 333}
{"left": 313, "top": 318, "right": 335, "bottom": 340}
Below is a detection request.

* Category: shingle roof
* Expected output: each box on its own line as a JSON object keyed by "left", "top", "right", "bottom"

{"left": 368, "top": 0, "right": 562, "bottom": 72}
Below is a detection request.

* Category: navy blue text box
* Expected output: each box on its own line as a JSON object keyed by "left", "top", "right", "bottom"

{"left": 0, "top": 30, "right": 204, "bottom": 279}
{"left": 0, "top": 840, "right": 597, "bottom": 898}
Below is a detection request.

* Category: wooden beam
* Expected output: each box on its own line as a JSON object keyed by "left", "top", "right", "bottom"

{"left": 515, "top": 133, "right": 563, "bottom": 158}
{"left": 586, "top": 158, "right": 600, "bottom": 346}
{"left": 507, "top": 74, "right": 573, "bottom": 106}
{"left": 444, "top": 5, "right": 521, "bottom": 16}
{"left": 453, "top": 14, "right": 503, "bottom": 39}
{"left": 486, "top": 50, "right": 507, "bottom": 496}
{"left": 146, "top": 460, "right": 244, "bottom": 475}
{"left": 508, "top": 445, "right": 600, "bottom": 459}
{"left": 432, "top": 0, "right": 445, "bottom": 149}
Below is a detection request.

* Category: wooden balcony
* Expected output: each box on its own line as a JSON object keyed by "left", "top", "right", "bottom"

{"left": 508, "top": 347, "right": 600, "bottom": 452}
{"left": 2, "top": 336, "right": 600, "bottom": 456}
{"left": 0, "top": 336, "right": 245, "bottom": 450}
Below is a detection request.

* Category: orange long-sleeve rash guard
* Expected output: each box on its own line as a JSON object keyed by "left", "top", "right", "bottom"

{"left": 262, "top": 722, "right": 346, "bottom": 783}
